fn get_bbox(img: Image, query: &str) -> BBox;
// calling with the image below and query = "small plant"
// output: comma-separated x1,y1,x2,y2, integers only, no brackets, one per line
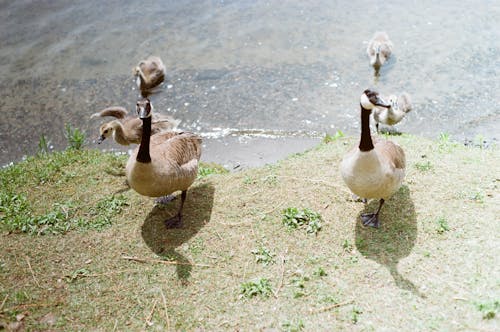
291,274,310,298
282,207,322,235
342,239,354,252
313,267,327,277
85,195,128,230
281,319,305,332
251,245,275,266
0,193,73,235
436,217,450,234
414,160,433,172
197,162,228,178
65,123,86,150
323,130,344,143
240,278,273,299
475,301,499,320
351,307,362,324
37,134,51,155
189,238,205,255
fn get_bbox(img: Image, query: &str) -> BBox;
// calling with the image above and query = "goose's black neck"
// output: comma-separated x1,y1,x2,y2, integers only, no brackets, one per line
136,116,152,163
359,105,374,152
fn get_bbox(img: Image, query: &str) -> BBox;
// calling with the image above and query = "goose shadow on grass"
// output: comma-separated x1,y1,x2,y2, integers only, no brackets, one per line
354,185,424,298
141,182,215,283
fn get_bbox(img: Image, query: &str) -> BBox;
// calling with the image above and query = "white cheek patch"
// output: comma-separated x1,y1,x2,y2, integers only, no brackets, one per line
360,93,373,109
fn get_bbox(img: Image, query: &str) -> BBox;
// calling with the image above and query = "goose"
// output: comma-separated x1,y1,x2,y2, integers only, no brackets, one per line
91,106,180,145
340,89,406,228
373,92,412,133
367,32,393,70
126,98,202,228
133,56,166,96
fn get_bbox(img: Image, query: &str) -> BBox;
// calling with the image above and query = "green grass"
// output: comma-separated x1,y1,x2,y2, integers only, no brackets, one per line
240,278,273,299
251,245,276,266
435,217,450,234
197,162,229,178
323,130,344,144
64,124,86,150
0,134,498,330
282,207,322,235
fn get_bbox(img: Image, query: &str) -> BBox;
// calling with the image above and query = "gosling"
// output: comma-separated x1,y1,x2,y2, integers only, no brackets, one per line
133,56,166,96
367,32,393,71
373,92,412,133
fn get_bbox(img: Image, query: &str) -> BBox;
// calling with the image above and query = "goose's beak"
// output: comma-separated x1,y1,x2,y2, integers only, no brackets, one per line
97,135,105,144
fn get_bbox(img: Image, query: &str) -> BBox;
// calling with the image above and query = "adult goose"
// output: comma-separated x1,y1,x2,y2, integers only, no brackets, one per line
340,89,406,228
133,56,166,96
367,32,393,71
126,98,202,228
373,92,412,133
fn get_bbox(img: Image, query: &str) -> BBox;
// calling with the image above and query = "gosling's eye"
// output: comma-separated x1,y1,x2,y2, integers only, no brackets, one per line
104,129,109,134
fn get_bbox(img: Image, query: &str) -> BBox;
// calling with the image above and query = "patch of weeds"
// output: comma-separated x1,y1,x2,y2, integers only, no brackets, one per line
414,160,433,172
240,278,273,299
473,134,487,149
243,176,257,185
313,267,327,277
438,132,458,153
436,217,450,234
262,174,278,186
84,195,128,230
291,274,310,298
197,162,228,178
351,306,363,324
475,301,499,320
188,238,205,255
282,207,322,235
0,193,73,235
320,294,340,304
281,319,305,332
65,124,86,150
342,239,354,253
65,268,91,283
37,134,51,155
323,130,344,144
251,245,275,266
0,260,5,273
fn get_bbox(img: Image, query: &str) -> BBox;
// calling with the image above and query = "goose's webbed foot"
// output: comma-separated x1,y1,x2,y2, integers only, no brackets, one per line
155,195,176,205
361,213,380,228
164,214,183,229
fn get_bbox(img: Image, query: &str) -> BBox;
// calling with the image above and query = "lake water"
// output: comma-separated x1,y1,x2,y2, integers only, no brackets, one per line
0,0,498,167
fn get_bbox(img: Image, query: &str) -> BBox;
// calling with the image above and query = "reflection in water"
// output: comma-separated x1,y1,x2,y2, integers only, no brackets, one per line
355,185,424,298
140,182,215,282
0,1,498,165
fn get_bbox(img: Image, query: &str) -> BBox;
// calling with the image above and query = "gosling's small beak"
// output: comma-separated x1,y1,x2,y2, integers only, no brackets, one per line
97,135,105,144
374,96,391,108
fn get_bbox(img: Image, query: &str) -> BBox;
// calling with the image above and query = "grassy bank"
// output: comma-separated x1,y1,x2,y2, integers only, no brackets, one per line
0,134,499,331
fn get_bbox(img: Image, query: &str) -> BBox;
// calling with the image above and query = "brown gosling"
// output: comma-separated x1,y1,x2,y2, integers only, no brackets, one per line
133,56,166,96
92,106,179,145
126,98,202,228
367,31,393,71
340,89,406,228
373,92,412,133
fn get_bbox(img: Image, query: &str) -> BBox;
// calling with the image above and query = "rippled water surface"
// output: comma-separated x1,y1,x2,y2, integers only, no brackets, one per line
0,0,499,166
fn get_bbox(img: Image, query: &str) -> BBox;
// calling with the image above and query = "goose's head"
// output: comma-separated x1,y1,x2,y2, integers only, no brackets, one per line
136,98,152,119
97,123,115,144
360,89,391,111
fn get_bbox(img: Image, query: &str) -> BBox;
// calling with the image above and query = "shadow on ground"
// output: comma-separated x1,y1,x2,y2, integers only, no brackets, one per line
141,182,215,283
355,185,424,297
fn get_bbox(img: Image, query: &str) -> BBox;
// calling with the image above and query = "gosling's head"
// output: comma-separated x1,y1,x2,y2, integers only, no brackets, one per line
97,122,115,144
360,89,391,111
136,98,152,119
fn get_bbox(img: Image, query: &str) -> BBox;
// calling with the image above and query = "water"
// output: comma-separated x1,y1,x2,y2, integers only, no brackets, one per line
1,0,499,167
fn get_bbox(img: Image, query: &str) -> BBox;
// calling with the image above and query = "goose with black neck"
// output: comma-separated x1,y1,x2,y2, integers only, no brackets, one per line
126,98,202,228
340,89,406,228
